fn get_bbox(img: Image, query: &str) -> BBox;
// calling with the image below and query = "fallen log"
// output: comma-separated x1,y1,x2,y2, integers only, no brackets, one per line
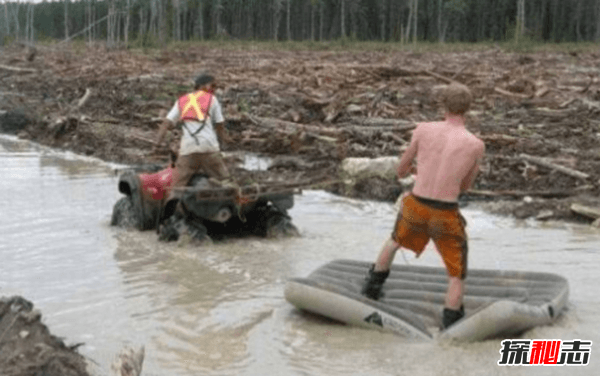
494,87,532,99
345,116,414,127
519,153,589,180
534,87,550,98
245,114,342,137
423,70,460,85
131,134,158,145
372,66,423,78
559,98,577,108
530,107,572,118
126,73,165,81
467,189,576,199
0,64,37,73
570,203,600,219
338,124,417,133
244,114,339,143
341,156,399,180
337,117,416,133
383,131,408,145
479,134,520,144
0,92,27,97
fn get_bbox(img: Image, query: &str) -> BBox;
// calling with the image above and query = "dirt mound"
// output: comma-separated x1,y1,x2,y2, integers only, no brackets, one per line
0,296,90,376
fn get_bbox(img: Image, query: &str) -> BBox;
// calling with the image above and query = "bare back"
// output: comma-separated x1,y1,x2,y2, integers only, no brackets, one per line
399,117,485,202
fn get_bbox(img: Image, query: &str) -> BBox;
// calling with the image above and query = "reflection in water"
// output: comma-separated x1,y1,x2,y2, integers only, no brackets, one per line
1,135,600,376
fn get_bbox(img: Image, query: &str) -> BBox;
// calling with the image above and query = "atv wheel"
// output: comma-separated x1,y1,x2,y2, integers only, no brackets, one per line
186,219,209,241
158,214,183,242
265,211,299,238
158,214,210,243
110,197,139,228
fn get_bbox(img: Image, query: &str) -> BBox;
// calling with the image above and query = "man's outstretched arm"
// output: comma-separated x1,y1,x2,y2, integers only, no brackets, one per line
154,119,174,151
214,122,232,144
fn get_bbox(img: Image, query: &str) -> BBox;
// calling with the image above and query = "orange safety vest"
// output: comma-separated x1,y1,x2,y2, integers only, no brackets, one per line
177,90,213,121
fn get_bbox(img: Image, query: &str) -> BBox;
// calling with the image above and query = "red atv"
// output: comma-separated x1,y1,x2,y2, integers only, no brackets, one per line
111,164,299,241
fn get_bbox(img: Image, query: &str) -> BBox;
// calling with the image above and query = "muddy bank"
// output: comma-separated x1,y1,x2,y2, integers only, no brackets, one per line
0,296,90,376
2,44,600,223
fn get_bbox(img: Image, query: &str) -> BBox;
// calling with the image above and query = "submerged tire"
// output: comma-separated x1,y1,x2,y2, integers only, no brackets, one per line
186,219,209,241
158,214,210,243
158,215,182,242
265,211,299,238
111,197,139,229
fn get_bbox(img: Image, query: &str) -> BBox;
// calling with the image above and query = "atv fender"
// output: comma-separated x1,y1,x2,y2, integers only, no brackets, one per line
118,171,161,230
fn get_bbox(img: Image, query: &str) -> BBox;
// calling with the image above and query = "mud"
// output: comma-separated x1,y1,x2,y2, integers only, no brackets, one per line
0,296,90,376
2,44,600,223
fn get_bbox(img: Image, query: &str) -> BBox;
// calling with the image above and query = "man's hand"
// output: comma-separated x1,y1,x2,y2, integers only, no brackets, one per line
395,191,411,212
215,122,232,144
156,119,173,150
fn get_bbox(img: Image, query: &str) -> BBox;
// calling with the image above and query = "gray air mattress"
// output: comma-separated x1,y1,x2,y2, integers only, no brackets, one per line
284,259,569,342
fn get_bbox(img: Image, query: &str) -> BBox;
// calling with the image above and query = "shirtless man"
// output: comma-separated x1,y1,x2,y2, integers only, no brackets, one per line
361,83,485,329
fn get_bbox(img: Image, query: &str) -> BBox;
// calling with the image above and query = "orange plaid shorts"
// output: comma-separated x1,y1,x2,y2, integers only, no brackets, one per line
392,194,468,279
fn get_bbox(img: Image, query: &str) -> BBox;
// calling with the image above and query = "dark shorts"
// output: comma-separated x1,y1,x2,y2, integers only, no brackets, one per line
391,194,468,279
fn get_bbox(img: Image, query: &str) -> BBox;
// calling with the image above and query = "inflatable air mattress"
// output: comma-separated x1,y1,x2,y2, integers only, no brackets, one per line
284,259,569,342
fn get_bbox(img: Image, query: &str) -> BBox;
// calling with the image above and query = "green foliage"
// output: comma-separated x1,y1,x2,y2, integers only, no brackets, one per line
505,38,539,54
2,35,16,45
2,0,600,46
133,34,163,49
444,0,469,15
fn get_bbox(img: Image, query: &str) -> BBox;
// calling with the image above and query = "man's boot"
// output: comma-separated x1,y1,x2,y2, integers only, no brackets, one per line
360,264,390,300
442,305,464,329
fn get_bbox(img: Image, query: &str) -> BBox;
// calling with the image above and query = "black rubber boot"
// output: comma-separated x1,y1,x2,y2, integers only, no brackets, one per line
360,264,390,300
442,305,465,329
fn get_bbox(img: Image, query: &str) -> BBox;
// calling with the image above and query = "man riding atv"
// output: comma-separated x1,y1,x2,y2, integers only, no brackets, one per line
110,73,298,242
154,72,232,189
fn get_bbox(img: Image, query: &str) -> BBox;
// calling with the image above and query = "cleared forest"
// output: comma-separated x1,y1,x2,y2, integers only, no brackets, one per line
2,42,600,224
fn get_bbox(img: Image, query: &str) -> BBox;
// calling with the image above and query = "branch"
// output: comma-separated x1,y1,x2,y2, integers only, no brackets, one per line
494,87,532,99
0,64,37,73
571,203,600,220
520,153,589,180
423,70,459,85
75,88,92,110
244,114,342,139
58,10,128,45
467,189,576,199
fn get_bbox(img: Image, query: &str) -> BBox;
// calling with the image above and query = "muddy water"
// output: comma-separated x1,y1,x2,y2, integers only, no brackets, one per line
1,135,599,376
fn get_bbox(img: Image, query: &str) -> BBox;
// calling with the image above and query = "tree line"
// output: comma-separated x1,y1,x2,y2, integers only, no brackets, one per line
2,0,600,47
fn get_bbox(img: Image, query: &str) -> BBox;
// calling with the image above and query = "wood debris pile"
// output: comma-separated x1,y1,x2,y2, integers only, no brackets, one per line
2,45,600,219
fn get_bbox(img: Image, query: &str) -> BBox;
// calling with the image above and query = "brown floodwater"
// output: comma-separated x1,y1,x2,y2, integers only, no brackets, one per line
1,135,599,376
